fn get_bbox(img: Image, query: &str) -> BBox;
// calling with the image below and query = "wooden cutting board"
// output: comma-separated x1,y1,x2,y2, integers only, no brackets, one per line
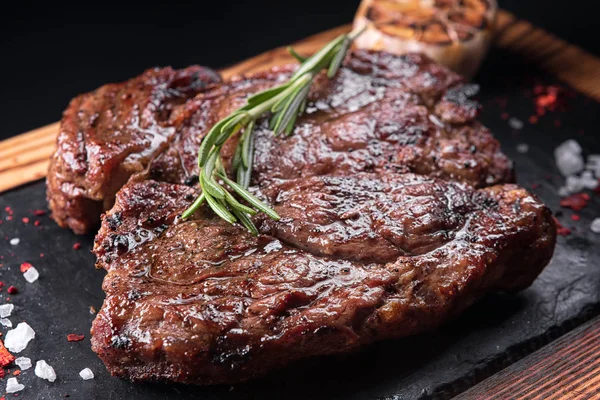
2,9,600,194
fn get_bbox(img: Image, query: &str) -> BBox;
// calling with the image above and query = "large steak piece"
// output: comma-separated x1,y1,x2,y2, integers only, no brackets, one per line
91,174,555,384
150,51,514,188
77,50,555,384
47,66,221,234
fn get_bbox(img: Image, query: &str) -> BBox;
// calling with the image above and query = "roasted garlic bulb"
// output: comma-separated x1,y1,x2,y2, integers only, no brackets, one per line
353,0,497,78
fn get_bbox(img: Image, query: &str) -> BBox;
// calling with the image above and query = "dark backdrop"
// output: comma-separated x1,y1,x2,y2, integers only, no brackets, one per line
0,0,596,139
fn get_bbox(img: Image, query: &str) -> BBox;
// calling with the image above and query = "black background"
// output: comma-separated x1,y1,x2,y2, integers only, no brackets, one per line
0,0,597,139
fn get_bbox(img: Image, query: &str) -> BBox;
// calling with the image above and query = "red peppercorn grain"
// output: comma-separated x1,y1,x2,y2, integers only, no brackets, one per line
67,334,85,342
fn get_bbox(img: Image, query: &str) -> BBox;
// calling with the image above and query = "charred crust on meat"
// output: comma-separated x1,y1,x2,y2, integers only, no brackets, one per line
110,335,131,349
445,84,480,109
106,212,123,231
110,234,129,254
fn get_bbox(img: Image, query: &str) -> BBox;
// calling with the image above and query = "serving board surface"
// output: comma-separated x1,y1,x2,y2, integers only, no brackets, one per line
1,11,600,400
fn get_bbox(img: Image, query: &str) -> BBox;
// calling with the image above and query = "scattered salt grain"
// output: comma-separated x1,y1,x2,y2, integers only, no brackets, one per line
590,155,600,179
9,238,20,246
591,218,600,234
516,143,529,154
0,318,12,328
565,175,585,194
558,186,570,197
35,360,56,382
555,139,584,176
23,266,40,283
508,117,524,130
6,377,24,393
15,357,32,370
556,139,583,155
580,170,599,190
0,303,14,318
5,322,36,353
79,368,94,380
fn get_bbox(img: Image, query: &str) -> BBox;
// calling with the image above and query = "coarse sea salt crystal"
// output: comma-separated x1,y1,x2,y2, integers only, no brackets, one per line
591,218,600,234
508,117,524,130
9,238,20,246
556,139,583,156
0,318,12,328
558,186,571,198
555,140,585,176
0,303,14,318
6,377,25,393
15,356,32,370
79,368,94,380
556,153,584,177
516,143,529,154
35,360,57,382
566,175,585,193
5,322,35,353
23,266,40,283
581,171,599,190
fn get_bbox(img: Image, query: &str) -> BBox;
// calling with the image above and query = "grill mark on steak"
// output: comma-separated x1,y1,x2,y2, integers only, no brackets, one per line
47,65,221,234
91,173,555,384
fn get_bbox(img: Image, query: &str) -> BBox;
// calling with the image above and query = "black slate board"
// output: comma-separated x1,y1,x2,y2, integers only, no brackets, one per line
1,48,599,400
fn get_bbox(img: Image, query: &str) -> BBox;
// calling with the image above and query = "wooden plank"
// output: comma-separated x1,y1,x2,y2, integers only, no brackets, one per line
454,316,600,399
3,9,600,194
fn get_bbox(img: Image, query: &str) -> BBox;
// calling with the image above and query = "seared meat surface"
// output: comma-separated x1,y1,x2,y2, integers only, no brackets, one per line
48,51,513,234
151,51,513,187
91,175,554,384
47,66,221,234
44,49,555,385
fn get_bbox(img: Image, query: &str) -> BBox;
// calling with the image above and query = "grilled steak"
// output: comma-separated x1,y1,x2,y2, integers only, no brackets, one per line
150,51,514,188
48,51,513,234
47,49,554,384
47,66,221,234
91,174,555,384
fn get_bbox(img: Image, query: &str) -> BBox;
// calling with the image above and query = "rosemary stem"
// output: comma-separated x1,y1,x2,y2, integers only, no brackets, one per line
181,27,365,232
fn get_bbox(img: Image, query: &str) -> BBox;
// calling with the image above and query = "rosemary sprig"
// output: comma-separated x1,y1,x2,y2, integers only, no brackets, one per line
181,27,365,232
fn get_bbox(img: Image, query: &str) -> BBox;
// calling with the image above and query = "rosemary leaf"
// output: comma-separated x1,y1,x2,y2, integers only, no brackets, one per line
231,208,259,236
327,37,351,78
232,140,243,172
275,83,310,136
284,106,299,136
223,190,257,215
288,46,307,63
198,117,231,167
291,34,346,80
181,192,205,220
237,165,251,189
203,148,219,177
218,173,280,220
205,194,237,224
241,121,255,169
247,85,289,106
200,171,225,200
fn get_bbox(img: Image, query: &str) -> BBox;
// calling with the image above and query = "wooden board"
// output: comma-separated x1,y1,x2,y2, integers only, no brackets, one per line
3,10,600,193
456,316,600,399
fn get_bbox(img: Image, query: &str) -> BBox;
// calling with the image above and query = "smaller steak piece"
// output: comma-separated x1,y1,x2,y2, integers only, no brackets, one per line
150,51,514,189
47,66,221,234
91,176,555,385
